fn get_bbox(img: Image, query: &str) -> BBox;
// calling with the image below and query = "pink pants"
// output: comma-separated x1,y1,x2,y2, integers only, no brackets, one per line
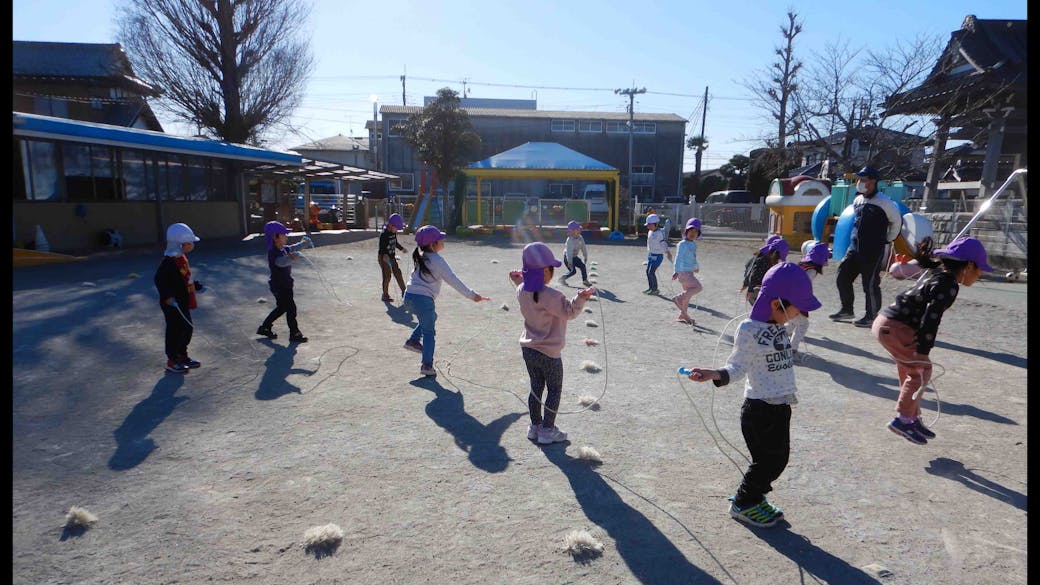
872,315,932,418
671,272,702,316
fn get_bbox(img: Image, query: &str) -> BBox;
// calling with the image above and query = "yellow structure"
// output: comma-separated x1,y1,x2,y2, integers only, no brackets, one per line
765,176,830,250
13,248,86,267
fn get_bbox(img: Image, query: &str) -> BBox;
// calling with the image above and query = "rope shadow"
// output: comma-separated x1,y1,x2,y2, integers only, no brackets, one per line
925,457,1027,511
409,377,522,474
541,447,724,585
109,374,188,470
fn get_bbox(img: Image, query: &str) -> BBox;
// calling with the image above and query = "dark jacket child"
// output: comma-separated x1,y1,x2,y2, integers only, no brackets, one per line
256,221,312,343
741,236,790,304
378,213,409,302
154,223,203,373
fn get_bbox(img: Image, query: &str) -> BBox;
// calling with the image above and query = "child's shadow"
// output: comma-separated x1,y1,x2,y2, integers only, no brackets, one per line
739,522,880,584
109,374,188,470
384,300,416,327
925,457,1027,511
409,377,522,473
255,339,314,400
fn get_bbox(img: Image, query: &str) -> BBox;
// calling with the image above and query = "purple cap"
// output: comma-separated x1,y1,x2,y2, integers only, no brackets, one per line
415,225,446,247
801,242,830,267
749,262,822,321
934,236,993,272
521,242,562,292
567,220,582,231
759,236,790,260
765,234,782,245
264,221,291,249
386,213,404,230
684,217,702,238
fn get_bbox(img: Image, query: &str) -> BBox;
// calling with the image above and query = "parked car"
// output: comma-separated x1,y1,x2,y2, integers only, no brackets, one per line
703,190,760,228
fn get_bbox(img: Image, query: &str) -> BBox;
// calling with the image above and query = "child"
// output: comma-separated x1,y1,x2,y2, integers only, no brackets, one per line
378,213,408,302
559,220,591,287
154,223,203,373
686,262,821,528
873,236,991,445
509,242,595,444
644,213,672,294
670,217,704,324
256,221,311,343
741,235,789,304
402,225,487,377
785,242,830,361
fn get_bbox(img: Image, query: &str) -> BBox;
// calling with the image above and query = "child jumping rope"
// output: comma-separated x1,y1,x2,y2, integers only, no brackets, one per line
741,235,789,304
785,242,830,362
872,236,991,445
154,223,204,373
559,220,591,287
256,221,311,343
402,225,487,377
644,213,672,295
670,217,704,324
510,242,595,444
378,213,409,302
686,262,821,528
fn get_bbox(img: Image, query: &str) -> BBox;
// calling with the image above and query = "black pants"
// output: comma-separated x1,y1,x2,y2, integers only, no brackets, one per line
522,347,563,428
161,303,193,362
734,398,791,507
563,257,588,281
380,255,406,295
836,249,885,318
262,286,300,334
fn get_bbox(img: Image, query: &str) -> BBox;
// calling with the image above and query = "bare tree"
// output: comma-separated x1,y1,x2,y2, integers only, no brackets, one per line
117,0,314,145
740,9,804,149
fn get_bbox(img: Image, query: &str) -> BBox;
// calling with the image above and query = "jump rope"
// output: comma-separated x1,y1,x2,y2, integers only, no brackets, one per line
433,265,610,417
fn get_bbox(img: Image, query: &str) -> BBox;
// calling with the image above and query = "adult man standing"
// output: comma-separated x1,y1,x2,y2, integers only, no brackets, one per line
829,165,902,327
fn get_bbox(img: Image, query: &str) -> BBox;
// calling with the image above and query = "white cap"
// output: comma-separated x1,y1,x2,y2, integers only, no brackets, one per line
644,213,660,226
166,223,200,244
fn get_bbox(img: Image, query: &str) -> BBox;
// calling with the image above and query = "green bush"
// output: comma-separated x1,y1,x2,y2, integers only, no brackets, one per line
455,225,473,237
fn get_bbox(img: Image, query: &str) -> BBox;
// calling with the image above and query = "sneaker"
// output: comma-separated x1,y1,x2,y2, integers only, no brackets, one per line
887,417,928,445
729,500,779,528
582,280,592,287
288,331,308,343
165,360,189,374
403,339,423,353
648,289,660,295
642,288,653,294
853,316,875,328
828,310,855,321
537,425,568,445
729,495,783,518
180,357,201,369
527,423,540,441
256,325,277,339
913,418,936,439
676,315,694,324
381,293,393,302
420,363,437,377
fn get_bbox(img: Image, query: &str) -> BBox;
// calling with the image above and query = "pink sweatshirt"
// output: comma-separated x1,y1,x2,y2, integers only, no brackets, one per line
516,285,588,359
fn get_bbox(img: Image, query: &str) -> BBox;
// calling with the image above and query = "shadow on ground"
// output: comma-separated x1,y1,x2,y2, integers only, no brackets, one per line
741,522,880,584
925,457,1027,511
109,374,187,470
410,377,522,473
255,339,313,400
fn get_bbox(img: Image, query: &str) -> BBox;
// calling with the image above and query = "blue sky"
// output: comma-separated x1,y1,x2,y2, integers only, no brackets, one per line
13,0,1027,171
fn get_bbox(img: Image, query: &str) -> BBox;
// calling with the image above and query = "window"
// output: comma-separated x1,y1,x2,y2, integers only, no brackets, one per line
606,121,628,134
33,96,68,118
389,172,414,192
387,119,406,137
632,186,654,198
578,120,602,133
121,149,149,200
165,154,186,200
20,140,60,200
91,146,119,200
549,184,573,197
185,156,210,200
632,165,655,187
211,160,231,200
91,98,104,110
632,121,656,134
551,119,576,132
62,143,94,200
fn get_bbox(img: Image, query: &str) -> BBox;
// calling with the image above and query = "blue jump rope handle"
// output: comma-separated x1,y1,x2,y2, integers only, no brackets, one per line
677,367,693,376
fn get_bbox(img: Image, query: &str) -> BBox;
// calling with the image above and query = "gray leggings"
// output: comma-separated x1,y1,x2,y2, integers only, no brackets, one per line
522,347,563,428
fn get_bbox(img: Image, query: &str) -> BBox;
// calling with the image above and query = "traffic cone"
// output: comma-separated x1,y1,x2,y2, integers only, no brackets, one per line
35,224,50,252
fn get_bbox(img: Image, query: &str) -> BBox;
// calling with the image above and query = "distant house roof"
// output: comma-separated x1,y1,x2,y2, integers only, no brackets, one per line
291,134,369,152
467,142,616,171
13,41,159,96
792,126,929,148
883,15,1027,116
381,104,685,123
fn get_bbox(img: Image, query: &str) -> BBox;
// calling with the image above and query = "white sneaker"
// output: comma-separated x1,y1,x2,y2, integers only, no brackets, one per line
527,424,540,441
420,363,437,377
537,425,568,445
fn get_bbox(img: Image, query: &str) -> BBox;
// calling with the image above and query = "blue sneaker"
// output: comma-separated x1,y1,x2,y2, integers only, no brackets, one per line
729,499,779,528
180,357,201,369
913,418,936,439
887,418,928,445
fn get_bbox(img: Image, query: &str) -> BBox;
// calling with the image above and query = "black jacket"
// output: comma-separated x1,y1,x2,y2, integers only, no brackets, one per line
154,256,190,308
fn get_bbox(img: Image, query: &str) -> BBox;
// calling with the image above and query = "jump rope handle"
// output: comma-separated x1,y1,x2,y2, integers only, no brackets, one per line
677,367,693,376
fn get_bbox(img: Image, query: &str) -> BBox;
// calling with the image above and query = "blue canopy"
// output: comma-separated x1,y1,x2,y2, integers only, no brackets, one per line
466,142,616,171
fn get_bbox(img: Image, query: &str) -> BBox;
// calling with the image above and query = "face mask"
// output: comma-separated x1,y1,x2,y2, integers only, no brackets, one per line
856,181,869,194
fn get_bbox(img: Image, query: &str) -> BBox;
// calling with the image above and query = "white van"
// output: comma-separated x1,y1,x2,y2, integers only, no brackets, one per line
581,184,609,214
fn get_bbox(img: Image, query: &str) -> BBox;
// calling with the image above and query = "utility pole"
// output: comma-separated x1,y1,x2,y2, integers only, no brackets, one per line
401,73,406,106
615,86,646,214
694,86,708,186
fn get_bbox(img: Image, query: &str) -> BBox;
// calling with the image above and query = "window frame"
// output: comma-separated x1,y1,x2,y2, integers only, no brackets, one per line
578,119,602,133
551,119,576,133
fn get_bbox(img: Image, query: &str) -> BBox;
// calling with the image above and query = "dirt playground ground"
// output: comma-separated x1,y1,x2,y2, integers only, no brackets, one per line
12,230,1028,584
